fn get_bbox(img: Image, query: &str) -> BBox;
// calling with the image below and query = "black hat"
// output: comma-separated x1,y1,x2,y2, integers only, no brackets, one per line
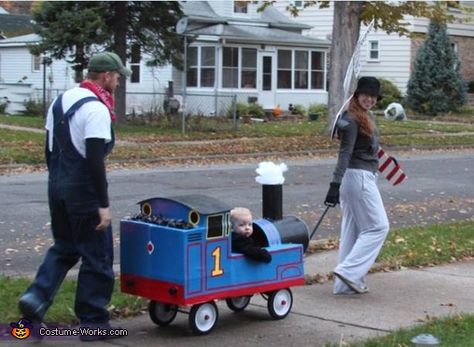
354,76,382,100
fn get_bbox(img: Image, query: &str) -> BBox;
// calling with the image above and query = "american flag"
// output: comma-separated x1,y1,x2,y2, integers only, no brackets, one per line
377,147,407,186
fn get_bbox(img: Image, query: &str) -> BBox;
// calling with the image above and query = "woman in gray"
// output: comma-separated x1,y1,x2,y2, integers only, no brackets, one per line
325,77,389,295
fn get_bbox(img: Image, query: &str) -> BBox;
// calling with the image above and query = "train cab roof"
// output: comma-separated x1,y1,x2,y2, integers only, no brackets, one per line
138,194,231,216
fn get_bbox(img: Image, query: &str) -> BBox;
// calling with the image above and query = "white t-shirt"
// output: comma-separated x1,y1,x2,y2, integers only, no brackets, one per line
45,87,112,158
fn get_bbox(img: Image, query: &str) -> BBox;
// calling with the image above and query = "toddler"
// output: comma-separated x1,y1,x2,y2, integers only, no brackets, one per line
230,207,271,263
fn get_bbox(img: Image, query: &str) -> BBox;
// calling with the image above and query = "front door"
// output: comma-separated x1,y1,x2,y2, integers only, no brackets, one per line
259,53,275,109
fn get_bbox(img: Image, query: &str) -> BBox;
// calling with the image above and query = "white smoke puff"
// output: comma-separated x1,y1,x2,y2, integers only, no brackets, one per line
255,161,288,185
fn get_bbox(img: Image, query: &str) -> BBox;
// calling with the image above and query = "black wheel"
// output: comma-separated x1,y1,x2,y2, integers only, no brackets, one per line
148,300,178,326
267,288,293,320
189,301,218,335
225,295,252,312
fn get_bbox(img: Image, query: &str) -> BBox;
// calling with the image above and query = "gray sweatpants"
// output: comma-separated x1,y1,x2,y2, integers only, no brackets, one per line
333,169,390,294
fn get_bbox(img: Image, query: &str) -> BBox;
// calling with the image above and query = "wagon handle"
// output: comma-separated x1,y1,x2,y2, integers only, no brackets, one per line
309,205,331,240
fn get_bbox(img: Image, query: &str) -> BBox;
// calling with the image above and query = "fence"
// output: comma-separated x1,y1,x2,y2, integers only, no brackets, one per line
29,88,238,118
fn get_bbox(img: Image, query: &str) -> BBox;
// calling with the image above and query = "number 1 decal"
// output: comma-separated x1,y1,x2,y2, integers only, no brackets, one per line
211,247,224,276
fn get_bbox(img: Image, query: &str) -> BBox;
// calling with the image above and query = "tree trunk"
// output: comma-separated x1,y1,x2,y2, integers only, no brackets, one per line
327,1,363,131
111,1,128,125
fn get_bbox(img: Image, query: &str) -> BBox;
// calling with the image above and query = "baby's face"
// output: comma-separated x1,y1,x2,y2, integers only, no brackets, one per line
233,214,253,237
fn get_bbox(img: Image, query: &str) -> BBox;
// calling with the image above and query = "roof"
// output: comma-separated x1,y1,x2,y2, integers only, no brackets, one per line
168,195,231,214
138,195,231,215
0,13,35,37
189,24,330,47
182,1,311,31
0,33,39,47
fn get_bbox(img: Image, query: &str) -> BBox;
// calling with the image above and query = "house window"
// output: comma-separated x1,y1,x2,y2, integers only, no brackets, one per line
223,47,239,88
368,40,379,60
222,47,257,89
130,44,141,83
187,46,216,88
187,47,198,87
32,54,41,72
278,49,326,90
241,48,256,89
277,50,292,89
234,1,248,13
451,42,459,69
447,1,460,11
201,47,215,87
294,50,308,89
311,51,325,89
293,1,304,9
262,56,272,91
451,42,458,54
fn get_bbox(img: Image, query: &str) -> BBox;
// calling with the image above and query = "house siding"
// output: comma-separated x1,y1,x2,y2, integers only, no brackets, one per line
0,46,76,96
208,1,260,19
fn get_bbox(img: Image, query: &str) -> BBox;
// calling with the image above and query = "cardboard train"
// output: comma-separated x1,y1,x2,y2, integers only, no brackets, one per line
120,191,309,335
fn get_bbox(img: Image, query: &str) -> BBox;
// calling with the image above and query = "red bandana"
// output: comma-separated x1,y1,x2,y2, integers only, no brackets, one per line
79,80,116,122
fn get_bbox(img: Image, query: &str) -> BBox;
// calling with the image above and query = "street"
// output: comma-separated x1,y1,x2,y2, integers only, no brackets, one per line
0,150,472,276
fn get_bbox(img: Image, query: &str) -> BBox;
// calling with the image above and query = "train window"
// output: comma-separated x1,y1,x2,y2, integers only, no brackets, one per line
207,214,224,238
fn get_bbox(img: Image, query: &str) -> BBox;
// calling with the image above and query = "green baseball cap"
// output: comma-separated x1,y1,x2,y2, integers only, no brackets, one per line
88,52,132,77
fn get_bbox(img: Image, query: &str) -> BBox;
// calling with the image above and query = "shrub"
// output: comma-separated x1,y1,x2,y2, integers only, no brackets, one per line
377,79,403,110
247,102,265,118
21,99,44,117
292,104,306,116
0,97,10,114
406,20,466,115
227,102,248,119
308,103,328,116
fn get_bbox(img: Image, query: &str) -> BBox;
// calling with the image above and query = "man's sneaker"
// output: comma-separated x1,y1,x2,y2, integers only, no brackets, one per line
18,293,46,323
333,272,369,294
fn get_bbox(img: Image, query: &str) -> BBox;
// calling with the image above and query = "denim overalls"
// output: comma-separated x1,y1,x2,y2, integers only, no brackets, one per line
23,94,115,324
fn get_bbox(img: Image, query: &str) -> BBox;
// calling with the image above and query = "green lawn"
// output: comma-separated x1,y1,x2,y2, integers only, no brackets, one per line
328,314,474,347
0,115,45,129
1,114,474,166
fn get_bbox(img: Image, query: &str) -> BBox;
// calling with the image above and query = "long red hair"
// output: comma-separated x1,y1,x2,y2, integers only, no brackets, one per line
347,96,374,137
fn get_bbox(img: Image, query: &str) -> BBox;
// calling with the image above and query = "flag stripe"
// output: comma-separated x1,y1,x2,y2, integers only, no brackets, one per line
394,173,407,186
386,165,400,180
379,157,392,172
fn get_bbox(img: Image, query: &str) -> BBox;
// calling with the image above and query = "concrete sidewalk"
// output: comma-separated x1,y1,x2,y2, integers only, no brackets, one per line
18,250,474,347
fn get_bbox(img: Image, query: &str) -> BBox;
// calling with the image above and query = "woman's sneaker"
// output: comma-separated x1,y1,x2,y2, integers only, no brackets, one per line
333,272,369,294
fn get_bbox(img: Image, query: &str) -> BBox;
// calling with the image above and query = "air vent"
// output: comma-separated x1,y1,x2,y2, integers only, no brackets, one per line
188,233,202,242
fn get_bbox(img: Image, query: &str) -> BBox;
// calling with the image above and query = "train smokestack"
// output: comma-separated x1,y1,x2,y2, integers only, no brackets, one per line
255,162,288,221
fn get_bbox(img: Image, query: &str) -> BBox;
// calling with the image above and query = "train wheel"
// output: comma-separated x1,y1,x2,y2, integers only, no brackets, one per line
148,301,178,326
267,288,293,320
189,301,218,335
225,295,252,312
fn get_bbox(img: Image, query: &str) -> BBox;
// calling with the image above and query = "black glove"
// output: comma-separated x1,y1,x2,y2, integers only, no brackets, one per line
324,182,340,206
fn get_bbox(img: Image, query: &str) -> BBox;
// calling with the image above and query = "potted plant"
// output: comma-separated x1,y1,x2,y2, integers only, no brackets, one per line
308,103,328,121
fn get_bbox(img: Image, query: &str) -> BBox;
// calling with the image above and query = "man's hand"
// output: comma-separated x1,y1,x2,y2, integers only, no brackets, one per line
96,207,112,231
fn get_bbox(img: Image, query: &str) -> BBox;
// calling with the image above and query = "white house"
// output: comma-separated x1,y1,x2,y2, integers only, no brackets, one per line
1,1,473,115
0,1,330,115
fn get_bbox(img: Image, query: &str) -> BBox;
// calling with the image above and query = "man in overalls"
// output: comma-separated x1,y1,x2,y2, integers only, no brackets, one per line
18,52,131,341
